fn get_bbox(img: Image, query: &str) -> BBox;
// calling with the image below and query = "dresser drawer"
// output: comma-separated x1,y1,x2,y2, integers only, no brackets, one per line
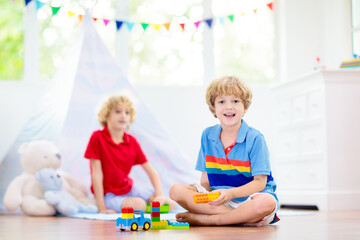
299,123,324,155
277,100,291,125
291,94,307,123
276,128,299,158
307,89,324,120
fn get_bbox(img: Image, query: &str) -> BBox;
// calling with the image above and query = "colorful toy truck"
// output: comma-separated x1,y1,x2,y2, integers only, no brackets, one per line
116,207,152,231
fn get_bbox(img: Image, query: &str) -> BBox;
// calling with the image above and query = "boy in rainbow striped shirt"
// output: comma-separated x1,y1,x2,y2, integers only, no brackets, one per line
169,76,279,226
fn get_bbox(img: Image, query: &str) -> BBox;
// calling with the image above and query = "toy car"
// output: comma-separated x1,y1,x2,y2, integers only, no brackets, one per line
116,209,152,231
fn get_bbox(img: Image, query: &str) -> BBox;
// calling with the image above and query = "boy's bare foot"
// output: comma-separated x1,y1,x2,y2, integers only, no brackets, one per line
176,212,215,226
243,218,266,227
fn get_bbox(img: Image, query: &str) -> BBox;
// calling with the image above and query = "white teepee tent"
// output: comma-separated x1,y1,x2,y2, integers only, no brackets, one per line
0,14,197,210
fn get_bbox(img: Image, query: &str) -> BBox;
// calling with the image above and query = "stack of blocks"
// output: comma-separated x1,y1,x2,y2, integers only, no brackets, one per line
150,201,189,230
193,192,221,204
122,207,134,219
151,201,161,222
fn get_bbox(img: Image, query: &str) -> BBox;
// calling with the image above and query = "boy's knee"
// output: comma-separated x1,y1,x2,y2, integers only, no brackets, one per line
253,194,276,216
169,183,185,201
121,197,146,211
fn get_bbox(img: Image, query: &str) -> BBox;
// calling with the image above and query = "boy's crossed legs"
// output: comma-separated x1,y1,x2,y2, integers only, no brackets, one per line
169,183,277,226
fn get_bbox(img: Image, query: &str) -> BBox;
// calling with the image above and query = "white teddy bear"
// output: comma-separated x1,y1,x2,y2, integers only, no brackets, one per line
3,140,96,216
35,168,98,215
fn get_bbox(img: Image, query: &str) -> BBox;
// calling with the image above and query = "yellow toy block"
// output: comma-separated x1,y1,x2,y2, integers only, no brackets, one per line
193,192,220,204
121,213,134,219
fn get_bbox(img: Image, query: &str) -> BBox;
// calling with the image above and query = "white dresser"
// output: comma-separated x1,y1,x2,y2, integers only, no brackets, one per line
271,69,360,210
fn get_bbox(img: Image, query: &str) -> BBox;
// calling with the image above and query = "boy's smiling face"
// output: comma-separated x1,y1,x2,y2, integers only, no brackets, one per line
106,104,131,131
214,95,247,129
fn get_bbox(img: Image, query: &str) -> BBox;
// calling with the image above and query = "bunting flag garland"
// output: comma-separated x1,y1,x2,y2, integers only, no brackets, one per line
126,21,135,31
68,10,75,17
116,21,123,31
218,17,225,25
204,19,212,28
51,6,61,16
20,0,274,34
35,0,45,10
153,24,161,31
103,19,110,26
141,23,149,31
78,14,83,23
194,21,201,29
163,22,171,31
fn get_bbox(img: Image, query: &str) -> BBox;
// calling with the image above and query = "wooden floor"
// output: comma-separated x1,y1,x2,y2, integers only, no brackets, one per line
1,210,360,240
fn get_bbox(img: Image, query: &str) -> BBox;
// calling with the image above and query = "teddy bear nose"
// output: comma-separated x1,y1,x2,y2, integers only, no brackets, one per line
56,153,61,159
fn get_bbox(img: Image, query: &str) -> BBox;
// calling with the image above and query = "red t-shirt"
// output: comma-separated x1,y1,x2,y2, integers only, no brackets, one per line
84,126,148,195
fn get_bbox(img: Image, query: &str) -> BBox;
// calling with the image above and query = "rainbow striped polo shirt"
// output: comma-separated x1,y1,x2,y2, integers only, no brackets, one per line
195,120,278,203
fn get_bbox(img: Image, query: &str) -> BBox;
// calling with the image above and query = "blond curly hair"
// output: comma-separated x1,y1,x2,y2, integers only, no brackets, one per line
97,95,136,127
206,76,252,117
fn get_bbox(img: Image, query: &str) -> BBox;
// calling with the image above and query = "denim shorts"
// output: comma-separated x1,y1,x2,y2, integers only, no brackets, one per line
104,185,153,213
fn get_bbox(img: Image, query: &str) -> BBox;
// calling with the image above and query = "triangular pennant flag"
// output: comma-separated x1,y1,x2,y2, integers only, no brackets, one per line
152,24,161,31
228,14,234,22
68,11,75,17
179,23,185,31
194,21,201,29
240,12,246,17
103,19,110,26
35,0,45,10
218,17,225,25
163,22,171,31
78,14,84,24
116,21,124,31
205,19,213,28
51,6,61,16
25,0,32,5
92,17,98,22
141,23,149,31
126,21,135,31
253,9,258,14
267,2,273,11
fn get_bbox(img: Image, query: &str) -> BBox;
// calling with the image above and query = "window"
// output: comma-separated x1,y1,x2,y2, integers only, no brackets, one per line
0,0,24,80
352,0,360,56
128,0,203,85
212,0,274,83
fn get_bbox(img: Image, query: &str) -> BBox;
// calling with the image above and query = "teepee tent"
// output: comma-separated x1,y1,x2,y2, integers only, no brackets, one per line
0,14,197,210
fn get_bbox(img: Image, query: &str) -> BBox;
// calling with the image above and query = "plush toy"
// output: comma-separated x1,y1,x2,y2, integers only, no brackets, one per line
3,140,96,216
35,168,98,215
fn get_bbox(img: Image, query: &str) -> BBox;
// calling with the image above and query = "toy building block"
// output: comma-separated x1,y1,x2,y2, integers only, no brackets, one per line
121,207,134,219
193,192,221,204
146,203,170,213
151,220,189,230
149,201,189,230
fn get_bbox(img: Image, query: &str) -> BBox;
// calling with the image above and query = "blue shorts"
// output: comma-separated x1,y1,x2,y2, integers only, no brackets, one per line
104,185,153,212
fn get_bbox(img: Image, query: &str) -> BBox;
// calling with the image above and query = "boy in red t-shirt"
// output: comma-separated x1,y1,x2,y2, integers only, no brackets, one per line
84,94,175,213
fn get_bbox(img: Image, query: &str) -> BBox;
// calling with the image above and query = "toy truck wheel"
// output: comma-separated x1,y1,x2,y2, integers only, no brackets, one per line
131,222,138,231
143,221,151,231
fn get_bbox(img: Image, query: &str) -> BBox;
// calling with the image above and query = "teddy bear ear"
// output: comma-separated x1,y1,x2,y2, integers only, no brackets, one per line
18,142,29,155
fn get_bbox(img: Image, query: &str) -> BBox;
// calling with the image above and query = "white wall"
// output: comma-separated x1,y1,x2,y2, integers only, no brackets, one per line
0,81,50,162
275,0,352,81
